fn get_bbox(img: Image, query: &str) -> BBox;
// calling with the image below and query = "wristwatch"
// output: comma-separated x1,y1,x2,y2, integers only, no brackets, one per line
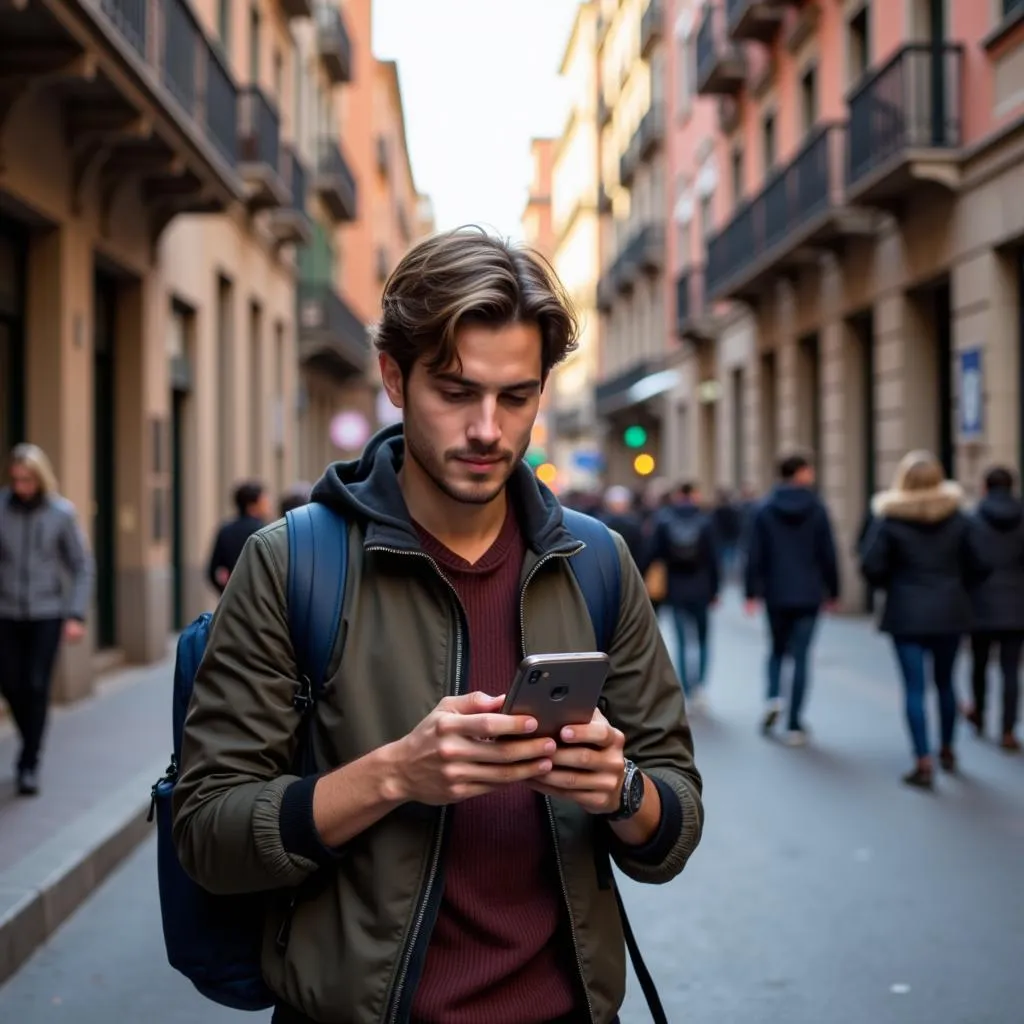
606,759,645,821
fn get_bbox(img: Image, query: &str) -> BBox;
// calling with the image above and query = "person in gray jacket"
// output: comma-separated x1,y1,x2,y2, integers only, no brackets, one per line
0,444,93,795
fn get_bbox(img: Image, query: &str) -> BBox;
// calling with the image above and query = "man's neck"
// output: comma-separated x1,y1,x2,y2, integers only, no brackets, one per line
399,459,509,564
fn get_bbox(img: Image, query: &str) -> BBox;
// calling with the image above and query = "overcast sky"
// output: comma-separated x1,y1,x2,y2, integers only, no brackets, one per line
372,0,580,240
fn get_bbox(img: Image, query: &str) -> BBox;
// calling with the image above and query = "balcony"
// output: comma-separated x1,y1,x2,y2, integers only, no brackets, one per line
726,0,783,43
846,43,964,209
279,0,312,21
697,4,746,95
706,122,875,302
298,285,369,380
596,358,680,418
619,135,641,186
313,136,357,222
238,85,287,210
676,266,719,342
269,145,311,246
641,0,664,57
634,223,666,273
316,3,352,84
0,0,242,238
637,103,665,159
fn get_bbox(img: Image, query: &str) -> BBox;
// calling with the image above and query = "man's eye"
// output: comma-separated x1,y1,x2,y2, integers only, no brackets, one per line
503,395,529,406
442,390,472,402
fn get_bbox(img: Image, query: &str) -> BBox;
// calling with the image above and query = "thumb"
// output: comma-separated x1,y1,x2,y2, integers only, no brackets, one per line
440,691,505,714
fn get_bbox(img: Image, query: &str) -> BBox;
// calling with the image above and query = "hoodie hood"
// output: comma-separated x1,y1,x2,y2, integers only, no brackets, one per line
766,484,819,524
309,424,575,554
871,480,963,524
979,491,1024,531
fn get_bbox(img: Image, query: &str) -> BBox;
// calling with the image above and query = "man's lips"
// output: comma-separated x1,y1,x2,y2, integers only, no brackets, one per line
454,455,506,468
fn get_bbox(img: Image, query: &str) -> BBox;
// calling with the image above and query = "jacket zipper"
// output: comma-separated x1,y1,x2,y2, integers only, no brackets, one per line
365,545,465,1024
519,544,596,1024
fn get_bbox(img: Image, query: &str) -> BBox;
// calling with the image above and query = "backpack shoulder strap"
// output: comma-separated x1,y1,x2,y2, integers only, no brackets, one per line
561,506,669,1024
561,507,621,653
285,502,348,697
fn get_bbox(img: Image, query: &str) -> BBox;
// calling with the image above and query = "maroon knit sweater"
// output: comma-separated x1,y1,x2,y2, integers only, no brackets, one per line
411,505,579,1024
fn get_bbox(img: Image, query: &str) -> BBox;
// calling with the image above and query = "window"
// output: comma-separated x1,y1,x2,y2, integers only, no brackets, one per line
676,36,691,112
217,0,231,52
273,49,283,105
731,147,744,204
699,192,714,243
762,113,776,174
848,5,870,84
248,4,260,83
801,66,817,136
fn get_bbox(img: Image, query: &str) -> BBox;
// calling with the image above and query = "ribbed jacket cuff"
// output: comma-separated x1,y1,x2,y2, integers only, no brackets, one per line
278,775,346,867
608,775,682,866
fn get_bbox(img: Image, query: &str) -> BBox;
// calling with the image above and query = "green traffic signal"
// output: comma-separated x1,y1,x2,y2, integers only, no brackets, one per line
623,425,647,449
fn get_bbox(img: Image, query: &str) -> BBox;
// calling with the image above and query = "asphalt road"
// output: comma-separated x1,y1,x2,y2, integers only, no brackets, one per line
2,595,1022,1023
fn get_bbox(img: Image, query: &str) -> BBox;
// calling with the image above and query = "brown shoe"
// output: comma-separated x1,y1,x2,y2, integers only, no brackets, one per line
1000,734,1021,753
938,748,957,773
963,707,983,736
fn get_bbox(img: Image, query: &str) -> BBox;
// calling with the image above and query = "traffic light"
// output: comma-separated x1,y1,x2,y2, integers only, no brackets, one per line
525,447,547,469
623,425,648,449
633,453,655,477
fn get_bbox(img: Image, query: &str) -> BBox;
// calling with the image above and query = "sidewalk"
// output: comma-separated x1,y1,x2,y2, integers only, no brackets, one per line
0,651,175,983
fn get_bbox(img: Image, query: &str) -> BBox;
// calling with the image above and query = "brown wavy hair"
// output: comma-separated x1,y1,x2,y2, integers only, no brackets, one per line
371,226,579,381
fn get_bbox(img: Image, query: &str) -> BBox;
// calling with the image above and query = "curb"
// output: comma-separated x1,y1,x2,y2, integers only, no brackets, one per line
0,760,166,985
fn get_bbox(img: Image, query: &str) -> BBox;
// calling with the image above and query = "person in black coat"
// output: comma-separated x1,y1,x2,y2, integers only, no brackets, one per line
598,485,645,571
744,455,839,744
965,466,1024,751
860,451,989,788
206,480,270,594
647,483,719,706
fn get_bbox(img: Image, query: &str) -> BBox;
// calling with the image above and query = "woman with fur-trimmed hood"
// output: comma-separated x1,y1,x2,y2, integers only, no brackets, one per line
860,451,988,789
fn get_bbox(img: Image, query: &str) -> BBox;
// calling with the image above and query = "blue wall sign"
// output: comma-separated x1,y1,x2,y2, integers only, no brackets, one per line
959,348,983,441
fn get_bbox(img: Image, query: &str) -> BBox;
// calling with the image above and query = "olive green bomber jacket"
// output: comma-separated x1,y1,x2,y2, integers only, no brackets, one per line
172,427,704,1024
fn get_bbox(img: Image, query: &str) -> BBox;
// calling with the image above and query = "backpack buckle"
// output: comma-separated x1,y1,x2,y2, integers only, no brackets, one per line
292,675,314,714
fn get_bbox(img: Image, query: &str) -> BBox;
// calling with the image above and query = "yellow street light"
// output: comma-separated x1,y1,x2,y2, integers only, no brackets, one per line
633,453,656,477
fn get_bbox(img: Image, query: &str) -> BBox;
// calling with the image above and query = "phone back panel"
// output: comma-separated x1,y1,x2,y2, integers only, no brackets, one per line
504,654,610,739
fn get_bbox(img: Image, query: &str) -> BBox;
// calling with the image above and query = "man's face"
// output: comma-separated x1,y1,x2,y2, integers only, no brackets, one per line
793,466,816,488
381,321,543,507
9,463,39,501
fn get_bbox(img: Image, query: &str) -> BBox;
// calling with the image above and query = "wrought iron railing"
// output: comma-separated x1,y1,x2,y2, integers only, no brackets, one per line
100,0,146,56
239,86,281,172
205,45,237,166
847,44,963,189
707,122,846,296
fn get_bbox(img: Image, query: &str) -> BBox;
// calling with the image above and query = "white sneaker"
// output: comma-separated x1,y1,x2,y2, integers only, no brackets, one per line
690,689,709,712
784,729,809,748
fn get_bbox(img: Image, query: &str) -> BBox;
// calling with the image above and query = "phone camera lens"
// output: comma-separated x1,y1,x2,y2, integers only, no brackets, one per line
528,670,541,685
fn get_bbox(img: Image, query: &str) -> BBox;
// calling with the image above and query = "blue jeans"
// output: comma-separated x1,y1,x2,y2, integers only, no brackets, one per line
766,610,819,730
892,635,961,759
672,603,709,695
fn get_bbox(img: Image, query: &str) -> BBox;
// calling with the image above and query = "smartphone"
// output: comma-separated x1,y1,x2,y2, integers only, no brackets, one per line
501,652,611,739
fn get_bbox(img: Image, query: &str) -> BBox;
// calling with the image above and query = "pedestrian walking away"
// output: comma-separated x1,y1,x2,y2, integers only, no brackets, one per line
0,443,94,796
205,479,271,594
860,451,989,789
599,484,645,571
744,454,839,746
965,465,1024,752
172,227,704,1024
647,482,720,707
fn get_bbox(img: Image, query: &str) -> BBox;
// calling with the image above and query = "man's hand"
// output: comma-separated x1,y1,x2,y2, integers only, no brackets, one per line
527,708,626,815
64,619,85,643
387,691,555,806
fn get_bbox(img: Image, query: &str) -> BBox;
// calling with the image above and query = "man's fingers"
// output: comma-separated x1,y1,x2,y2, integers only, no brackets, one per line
438,711,538,739
454,758,553,787
439,691,505,715
437,735,556,765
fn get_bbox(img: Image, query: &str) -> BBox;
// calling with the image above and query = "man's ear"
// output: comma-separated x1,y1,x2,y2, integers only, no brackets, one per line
379,353,405,409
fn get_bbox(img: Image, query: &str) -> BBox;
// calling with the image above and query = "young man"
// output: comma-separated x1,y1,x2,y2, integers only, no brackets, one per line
966,466,1024,751
173,228,704,1024
205,480,270,593
744,454,839,745
647,483,720,707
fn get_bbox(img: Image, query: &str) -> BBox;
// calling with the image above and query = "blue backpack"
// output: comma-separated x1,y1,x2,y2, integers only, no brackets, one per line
151,504,664,1021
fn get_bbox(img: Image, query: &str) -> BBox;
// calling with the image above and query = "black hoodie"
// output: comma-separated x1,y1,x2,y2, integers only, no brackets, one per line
744,484,839,610
969,491,1024,632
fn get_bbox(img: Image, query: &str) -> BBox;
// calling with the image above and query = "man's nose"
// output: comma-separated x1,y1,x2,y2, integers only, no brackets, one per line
467,397,501,445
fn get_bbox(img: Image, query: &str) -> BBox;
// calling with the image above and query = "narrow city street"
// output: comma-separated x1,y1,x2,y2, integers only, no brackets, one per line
1,595,1021,1024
